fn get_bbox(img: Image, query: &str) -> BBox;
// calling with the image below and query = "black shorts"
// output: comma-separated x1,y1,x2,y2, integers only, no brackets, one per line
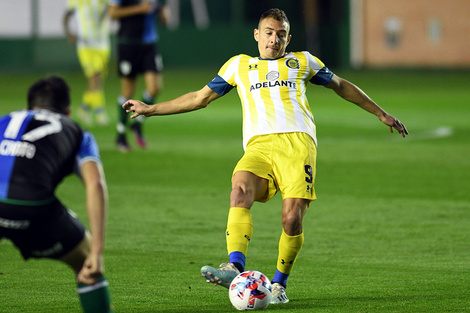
117,42,163,78
0,199,86,260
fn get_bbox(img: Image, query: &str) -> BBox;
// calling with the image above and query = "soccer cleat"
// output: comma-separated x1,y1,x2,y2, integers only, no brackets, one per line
116,134,130,152
270,283,289,304
130,123,147,149
95,112,109,126
200,263,240,289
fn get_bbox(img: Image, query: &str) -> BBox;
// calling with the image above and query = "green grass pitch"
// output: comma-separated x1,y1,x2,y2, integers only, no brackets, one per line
0,68,469,312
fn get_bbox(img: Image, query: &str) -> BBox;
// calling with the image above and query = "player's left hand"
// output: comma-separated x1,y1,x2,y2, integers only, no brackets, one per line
380,114,408,138
77,253,104,285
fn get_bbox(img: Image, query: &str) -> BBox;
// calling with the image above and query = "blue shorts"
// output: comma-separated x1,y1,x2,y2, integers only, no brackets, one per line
0,199,86,260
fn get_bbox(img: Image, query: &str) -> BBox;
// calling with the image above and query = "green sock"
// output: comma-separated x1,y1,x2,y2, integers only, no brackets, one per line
141,91,155,105
117,96,128,127
77,277,114,313
129,92,156,125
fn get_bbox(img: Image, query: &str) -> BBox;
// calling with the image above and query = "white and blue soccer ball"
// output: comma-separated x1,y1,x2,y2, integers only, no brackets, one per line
229,270,272,311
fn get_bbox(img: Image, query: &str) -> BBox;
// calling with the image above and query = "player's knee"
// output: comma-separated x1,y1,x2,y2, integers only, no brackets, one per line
151,84,162,97
281,206,305,235
283,213,301,227
60,232,91,274
230,185,254,208
145,79,162,97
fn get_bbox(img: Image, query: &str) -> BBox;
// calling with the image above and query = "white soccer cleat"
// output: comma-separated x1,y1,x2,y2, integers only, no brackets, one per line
78,107,92,126
270,282,289,304
95,112,109,126
200,263,240,288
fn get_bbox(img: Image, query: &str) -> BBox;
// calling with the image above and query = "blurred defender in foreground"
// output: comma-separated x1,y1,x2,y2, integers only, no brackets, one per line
0,76,114,312
123,8,408,304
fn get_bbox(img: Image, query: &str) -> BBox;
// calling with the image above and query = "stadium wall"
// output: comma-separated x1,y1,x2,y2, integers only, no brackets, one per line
350,0,470,68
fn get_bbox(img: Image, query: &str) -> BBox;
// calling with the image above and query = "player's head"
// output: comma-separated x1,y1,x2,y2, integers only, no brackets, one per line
27,76,71,115
254,8,291,60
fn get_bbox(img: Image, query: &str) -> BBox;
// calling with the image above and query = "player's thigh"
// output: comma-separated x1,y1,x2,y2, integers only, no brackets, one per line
232,135,277,202
78,47,108,78
77,47,94,77
273,132,317,201
231,171,268,205
96,48,110,75
141,44,162,73
60,231,91,273
0,201,86,261
117,43,141,78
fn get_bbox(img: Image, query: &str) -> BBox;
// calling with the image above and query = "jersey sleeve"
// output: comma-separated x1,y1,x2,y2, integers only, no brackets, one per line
207,55,243,96
305,53,334,86
207,75,234,96
75,131,101,175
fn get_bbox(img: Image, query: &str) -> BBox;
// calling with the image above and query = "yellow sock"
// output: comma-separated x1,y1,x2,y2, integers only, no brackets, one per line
226,207,253,255
83,90,105,110
276,229,304,275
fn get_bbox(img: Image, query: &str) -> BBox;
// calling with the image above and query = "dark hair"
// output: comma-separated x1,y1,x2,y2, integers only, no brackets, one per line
27,76,70,114
259,8,290,28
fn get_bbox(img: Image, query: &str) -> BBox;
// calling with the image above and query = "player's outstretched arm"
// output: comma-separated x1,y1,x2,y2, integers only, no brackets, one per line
77,160,108,284
325,74,408,137
123,85,221,119
62,10,76,44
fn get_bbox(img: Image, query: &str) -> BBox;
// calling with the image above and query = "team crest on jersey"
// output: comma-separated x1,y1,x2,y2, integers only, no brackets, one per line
285,58,300,69
266,71,280,81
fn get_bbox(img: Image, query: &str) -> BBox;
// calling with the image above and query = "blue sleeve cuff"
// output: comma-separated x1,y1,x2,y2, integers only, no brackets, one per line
310,67,334,86
207,75,234,96
78,131,100,161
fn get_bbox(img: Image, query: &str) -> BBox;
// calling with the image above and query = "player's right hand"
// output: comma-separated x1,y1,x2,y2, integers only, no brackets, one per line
123,99,148,118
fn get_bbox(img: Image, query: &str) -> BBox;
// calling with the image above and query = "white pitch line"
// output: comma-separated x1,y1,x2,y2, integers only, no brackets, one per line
408,126,453,141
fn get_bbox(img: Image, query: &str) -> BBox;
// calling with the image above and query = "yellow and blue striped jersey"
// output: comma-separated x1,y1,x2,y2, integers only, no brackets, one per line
67,0,110,49
207,52,333,149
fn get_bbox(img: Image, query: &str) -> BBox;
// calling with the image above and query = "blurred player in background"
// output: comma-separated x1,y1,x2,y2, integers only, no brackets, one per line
0,76,114,313
122,8,408,304
108,0,169,152
63,0,111,126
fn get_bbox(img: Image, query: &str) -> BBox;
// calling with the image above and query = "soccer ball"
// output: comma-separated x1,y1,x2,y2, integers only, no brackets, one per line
229,271,272,311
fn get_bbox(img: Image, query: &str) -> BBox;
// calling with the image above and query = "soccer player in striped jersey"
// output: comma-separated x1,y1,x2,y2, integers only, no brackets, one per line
63,0,111,126
123,8,408,304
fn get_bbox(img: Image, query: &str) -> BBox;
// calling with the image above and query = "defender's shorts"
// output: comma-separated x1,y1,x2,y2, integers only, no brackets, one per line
118,43,163,78
233,132,317,202
0,199,86,260
77,46,110,78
